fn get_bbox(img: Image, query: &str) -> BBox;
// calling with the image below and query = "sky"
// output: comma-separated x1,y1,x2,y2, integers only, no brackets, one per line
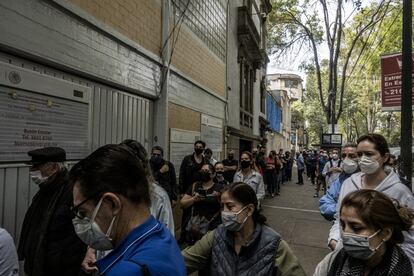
267,0,373,83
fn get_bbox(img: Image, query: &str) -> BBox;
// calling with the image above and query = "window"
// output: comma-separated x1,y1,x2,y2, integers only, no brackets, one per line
239,58,254,129
173,0,226,61
284,79,299,88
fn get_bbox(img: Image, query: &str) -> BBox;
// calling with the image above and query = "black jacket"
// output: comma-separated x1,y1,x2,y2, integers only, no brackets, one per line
151,160,178,201
18,169,87,276
179,154,204,194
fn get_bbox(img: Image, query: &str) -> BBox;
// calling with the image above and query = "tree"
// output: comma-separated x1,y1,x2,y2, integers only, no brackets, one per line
338,1,403,144
267,0,397,130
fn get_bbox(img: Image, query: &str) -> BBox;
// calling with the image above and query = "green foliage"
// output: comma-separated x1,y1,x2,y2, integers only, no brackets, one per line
268,0,397,129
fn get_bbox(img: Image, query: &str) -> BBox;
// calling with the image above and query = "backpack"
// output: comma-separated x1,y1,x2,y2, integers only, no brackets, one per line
329,160,341,168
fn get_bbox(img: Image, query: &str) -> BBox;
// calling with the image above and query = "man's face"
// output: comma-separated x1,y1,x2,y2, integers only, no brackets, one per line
72,182,115,235
228,150,234,159
260,148,266,153
342,147,357,161
30,162,58,178
204,152,212,160
151,149,162,158
194,143,204,155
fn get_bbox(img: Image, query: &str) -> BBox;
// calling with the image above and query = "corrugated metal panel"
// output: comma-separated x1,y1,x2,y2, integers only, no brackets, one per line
0,53,153,241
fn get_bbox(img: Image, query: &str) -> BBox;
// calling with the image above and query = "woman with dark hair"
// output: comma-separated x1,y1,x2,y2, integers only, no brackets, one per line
264,151,277,198
180,163,222,245
213,162,229,187
182,182,306,275
328,134,414,268
233,151,265,208
315,189,414,275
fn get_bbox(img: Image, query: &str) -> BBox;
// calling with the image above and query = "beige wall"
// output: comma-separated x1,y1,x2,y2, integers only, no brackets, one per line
68,0,162,55
171,27,226,97
168,103,201,132
68,0,225,98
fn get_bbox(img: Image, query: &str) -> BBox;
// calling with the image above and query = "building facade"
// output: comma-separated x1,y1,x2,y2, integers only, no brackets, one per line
226,0,272,157
266,73,304,152
0,0,227,240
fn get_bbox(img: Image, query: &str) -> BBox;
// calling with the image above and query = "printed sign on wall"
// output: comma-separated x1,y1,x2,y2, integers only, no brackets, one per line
0,87,90,162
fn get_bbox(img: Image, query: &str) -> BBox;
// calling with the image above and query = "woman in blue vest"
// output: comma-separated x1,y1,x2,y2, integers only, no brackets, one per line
182,182,306,276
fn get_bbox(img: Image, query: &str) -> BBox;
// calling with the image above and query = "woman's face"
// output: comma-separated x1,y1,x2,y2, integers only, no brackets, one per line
215,163,224,173
240,154,251,162
221,191,252,224
340,206,388,250
357,140,388,169
200,164,214,177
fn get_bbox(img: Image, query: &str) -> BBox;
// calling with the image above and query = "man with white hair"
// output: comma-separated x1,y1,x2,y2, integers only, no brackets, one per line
18,147,86,276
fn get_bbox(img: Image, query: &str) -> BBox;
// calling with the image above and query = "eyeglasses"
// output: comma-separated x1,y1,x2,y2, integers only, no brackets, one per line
71,192,102,219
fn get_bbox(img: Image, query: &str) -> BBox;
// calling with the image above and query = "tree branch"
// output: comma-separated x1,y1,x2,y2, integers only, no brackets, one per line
336,0,391,121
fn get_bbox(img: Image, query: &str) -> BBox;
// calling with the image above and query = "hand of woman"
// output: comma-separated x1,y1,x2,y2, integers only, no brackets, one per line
193,193,202,202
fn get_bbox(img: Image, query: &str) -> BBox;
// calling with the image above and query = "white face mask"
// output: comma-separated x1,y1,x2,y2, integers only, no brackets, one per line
29,170,49,185
332,154,339,160
342,158,358,174
72,197,116,251
358,155,380,175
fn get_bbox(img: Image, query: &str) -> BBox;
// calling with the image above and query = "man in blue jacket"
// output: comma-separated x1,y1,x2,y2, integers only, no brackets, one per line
70,144,186,276
319,143,358,221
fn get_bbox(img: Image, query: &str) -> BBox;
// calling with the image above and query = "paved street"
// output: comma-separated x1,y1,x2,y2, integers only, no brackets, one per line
262,168,332,275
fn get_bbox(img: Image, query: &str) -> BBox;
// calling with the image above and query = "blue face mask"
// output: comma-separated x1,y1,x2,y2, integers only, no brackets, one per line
342,229,384,260
221,206,250,232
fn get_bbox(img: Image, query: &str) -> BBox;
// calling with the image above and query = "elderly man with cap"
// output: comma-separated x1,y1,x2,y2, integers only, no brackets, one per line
18,147,87,276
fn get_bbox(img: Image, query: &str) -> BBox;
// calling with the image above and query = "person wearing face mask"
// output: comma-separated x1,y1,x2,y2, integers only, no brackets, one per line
180,163,222,245
322,149,343,187
182,182,306,275
213,162,229,187
222,150,239,183
80,140,175,274
70,144,186,276
18,147,87,276
327,134,414,270
178,140,206,243
233,152,265,208
150,145,178,205
315,150,328,197
315,189,414,275
319,143,359,219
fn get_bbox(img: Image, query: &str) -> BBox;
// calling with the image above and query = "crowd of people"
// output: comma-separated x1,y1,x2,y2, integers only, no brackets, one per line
1,133,414,275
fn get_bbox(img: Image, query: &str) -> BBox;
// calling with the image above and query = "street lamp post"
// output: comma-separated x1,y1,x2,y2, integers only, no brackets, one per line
401,0,412,188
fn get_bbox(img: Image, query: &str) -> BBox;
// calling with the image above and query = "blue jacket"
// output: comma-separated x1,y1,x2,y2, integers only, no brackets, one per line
96,216,186,276
297,155,305,170
319,173,351,221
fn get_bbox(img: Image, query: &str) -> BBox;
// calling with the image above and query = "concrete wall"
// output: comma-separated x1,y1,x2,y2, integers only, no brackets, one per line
0,0,161,98
226,0,243,130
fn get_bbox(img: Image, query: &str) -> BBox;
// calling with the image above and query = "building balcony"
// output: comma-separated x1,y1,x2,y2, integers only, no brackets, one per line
238,6,263,67
240,109,253,129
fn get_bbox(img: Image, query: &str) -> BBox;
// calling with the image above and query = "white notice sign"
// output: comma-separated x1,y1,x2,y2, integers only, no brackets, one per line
0,87,90,162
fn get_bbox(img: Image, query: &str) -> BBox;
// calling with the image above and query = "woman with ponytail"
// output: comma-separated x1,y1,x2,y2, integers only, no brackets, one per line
315,189,414,275
328,134,414,270
182,182,306,276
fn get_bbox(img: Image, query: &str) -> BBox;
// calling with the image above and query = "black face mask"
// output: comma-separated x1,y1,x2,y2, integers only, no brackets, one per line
241,160,251,169
228,155,234,160
195,148,204,155
200,171,211,182
150,155,163,166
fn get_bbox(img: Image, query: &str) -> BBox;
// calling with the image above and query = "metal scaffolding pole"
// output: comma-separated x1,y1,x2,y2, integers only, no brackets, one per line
400,0,412,189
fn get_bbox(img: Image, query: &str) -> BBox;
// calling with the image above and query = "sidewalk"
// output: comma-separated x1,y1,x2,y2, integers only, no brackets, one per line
261,167,332,275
